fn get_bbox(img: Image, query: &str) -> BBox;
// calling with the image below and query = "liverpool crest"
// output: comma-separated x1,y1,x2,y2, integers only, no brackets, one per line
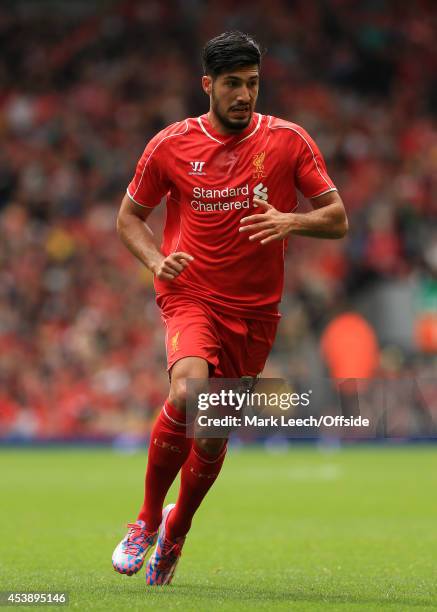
252,151,266,178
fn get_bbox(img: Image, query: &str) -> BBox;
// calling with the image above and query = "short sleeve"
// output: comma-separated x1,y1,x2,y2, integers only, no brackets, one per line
294,128,336,198
127,134,170,208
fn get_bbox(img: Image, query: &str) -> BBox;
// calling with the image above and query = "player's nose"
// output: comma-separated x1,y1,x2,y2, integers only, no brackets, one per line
236,85,252,102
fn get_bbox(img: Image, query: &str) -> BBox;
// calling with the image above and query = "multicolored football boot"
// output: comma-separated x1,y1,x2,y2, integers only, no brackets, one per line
112,519,158,576
145,504,185,586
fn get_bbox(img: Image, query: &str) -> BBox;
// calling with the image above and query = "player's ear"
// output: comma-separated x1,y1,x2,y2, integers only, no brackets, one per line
202,75,212,96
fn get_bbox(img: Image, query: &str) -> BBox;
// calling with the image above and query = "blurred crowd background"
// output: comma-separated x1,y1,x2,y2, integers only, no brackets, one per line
0,0,436,440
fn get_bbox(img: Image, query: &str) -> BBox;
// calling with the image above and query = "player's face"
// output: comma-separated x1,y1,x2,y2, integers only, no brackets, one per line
203,66,259,133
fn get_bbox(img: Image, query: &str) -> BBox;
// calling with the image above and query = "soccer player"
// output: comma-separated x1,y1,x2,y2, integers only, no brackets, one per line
112,31,348,585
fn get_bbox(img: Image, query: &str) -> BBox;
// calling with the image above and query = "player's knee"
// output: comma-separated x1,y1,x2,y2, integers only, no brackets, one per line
195,437,227,457
169,375,207,412
168,379,201,411
168,379,188,411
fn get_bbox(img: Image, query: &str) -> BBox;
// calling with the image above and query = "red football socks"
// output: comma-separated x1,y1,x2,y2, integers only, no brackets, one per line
137,400,191,531
166,441,227,540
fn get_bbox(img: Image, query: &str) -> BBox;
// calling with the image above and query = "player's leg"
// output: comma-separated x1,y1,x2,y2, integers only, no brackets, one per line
145,442,228,586
113,293,223,577
146,315,279,584
113,294,220,577
162,317,279,543
112,357,208,576
145,313,255,585
138,357,208,530
146,443,228,586
158,312,252,548
165,436,227,542
145,359,228,585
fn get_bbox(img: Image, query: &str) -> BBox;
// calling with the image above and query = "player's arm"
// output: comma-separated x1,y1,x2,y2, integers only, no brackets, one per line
284,189,348,239
239,190,348,244
306,189,348,239
271,189,348,239
116,193,193,280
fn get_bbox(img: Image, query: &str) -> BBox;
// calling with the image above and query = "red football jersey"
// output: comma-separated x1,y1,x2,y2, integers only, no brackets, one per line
127,113,336,320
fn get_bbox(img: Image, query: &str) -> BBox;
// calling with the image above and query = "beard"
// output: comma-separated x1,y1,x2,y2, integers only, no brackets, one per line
211,90,252,132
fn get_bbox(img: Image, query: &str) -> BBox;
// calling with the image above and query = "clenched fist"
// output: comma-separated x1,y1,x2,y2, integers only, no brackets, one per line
152,252,194,281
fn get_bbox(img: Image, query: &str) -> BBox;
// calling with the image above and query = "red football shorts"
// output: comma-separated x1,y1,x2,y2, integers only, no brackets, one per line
158,295,278,378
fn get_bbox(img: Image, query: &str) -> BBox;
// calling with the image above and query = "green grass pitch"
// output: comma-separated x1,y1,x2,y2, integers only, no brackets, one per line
1,446,436,611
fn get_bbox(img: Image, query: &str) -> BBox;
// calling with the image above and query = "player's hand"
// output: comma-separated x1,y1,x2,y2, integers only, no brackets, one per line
239,198,292,245
152,252,194,280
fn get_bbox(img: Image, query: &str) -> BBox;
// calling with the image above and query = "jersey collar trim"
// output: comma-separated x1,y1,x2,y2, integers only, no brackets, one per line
197,116,224,144
197,113,262,145
235,112,262,144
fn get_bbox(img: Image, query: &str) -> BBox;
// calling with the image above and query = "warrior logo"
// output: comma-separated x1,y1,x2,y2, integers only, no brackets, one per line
189,161,206,175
